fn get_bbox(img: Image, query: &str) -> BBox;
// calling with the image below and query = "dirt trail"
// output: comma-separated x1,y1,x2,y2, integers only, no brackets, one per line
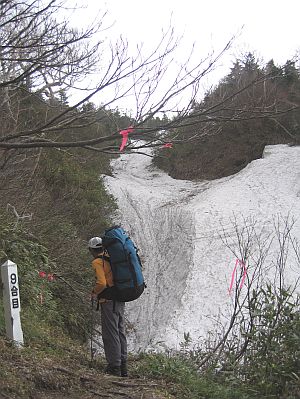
0,336,173,399
34,375,170,399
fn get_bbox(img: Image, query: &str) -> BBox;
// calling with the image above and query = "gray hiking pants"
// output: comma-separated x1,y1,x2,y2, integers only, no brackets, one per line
100,301,127,367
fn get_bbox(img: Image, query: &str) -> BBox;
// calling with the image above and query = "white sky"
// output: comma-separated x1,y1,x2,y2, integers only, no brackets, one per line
113,0,299,90
67,0,300,109
94,0,300,65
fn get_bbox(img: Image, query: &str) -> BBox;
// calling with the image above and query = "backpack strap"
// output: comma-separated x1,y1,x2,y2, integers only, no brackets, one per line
97,254,110,263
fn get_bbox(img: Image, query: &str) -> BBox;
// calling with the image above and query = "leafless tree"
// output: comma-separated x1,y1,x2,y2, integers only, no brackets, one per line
0,1,297,155
196,214,300,371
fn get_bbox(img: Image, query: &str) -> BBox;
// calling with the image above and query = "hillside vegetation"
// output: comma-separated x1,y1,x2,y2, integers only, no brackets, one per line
154,54,300,180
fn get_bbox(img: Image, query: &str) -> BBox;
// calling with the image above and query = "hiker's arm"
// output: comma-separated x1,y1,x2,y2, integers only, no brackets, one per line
91,259,107,295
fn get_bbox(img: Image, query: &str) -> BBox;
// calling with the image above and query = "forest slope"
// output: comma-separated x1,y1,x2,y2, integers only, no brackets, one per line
154,55,300,180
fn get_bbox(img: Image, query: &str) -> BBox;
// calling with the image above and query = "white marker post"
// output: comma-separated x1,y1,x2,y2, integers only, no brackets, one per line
1,260,24,347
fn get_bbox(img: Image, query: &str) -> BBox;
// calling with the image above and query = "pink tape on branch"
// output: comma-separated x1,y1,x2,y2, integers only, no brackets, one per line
228,259,239,295
228,259,248,295
38,271,56,281
239,261,248,290
119,126,134,151
162,143,173,148
47,273,55,282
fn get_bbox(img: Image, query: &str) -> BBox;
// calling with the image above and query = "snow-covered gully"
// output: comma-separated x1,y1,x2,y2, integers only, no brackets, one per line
104,144,300,352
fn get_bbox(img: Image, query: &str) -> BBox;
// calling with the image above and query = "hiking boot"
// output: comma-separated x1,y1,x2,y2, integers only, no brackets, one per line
121,362,128,377
104,365,121,377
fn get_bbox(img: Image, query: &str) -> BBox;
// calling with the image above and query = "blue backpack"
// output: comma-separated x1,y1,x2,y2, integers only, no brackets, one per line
100,226,145,302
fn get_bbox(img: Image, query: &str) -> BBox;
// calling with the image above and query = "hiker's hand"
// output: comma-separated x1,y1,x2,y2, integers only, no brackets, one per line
90,292,97,302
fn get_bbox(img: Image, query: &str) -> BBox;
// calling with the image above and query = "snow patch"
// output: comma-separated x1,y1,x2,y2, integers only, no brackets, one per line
104,144,300,351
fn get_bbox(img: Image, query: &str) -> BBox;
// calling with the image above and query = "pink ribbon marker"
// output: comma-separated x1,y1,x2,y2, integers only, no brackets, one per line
228,259,248,295
38,271,56,281
162,143,173,148
119,126,134,151
240,261,247,290
47,273,55,282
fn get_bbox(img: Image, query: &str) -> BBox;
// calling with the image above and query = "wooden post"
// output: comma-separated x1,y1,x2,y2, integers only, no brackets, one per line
1,260,24,347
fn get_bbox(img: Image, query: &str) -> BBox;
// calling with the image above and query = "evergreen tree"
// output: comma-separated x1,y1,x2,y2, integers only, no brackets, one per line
241,52,260,73
265,59,283,80
283,60,299,85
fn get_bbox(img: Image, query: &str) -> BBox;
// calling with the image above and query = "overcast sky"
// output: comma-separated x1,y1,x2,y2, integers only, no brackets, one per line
68,0,300,109
98,0,299,64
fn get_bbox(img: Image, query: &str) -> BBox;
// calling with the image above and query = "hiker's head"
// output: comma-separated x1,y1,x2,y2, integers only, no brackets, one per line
88,237,103,257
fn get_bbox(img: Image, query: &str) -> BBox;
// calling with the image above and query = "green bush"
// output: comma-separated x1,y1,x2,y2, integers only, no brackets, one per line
239,285,300,396
0,215,61,328
134,353,250,399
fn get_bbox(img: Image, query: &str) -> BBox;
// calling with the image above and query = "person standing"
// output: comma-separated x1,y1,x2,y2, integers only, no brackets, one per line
88,236,128,377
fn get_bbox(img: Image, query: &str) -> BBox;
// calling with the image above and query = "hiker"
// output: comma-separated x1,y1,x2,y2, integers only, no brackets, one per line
88,236,128,377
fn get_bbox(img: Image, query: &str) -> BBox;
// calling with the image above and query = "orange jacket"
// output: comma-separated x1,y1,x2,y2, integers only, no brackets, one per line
91,253,114,297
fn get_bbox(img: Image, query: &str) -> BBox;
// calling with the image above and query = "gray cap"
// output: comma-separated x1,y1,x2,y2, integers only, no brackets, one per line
88,237,103,249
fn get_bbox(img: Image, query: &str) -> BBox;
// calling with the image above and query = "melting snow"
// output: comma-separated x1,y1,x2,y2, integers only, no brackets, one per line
104,144,300,352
